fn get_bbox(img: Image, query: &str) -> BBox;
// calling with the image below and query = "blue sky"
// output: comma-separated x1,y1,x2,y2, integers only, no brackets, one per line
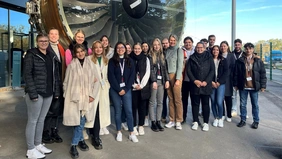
184,0,282,46
0,9,30,33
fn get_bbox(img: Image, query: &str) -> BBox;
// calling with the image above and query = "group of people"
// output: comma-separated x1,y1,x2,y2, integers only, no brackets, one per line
23,28,267,159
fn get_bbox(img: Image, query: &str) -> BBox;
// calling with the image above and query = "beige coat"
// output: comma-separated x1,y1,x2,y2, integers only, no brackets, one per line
63,56,99,126
85,56,111,128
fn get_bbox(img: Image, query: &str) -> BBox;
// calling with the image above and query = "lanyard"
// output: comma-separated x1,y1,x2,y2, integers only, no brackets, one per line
100,64,104,79
157,63,161,75
234,51,243,60
119,60,125,82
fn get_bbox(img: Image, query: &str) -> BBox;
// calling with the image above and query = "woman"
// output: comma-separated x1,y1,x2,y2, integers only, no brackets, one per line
101,35,114,59
63,44,99,158
85,41,111,150
220,41,236,122
130,43,152,135
65,29,92,66
187,42,215,131
24,33,60,159
126,42,132,55
148,38,170,132
108,42,138,143
164,34,184,130
210,45,228,128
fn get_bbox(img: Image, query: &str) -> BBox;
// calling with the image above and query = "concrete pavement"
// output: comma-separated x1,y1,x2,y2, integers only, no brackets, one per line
0,81,281,159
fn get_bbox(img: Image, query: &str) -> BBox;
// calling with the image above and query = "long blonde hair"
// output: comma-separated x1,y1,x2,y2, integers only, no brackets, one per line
91,40,108,65
149,38,165,64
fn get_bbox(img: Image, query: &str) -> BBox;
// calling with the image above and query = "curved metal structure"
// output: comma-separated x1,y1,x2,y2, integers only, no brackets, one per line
36,0,186,48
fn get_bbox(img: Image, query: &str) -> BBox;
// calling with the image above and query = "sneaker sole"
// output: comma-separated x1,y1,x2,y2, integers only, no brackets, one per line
26,155,46,159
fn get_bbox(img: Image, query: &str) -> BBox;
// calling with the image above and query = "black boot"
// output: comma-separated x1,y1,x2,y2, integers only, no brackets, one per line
92,137,103,150
51,128,63,143
42,130,54,144
151,121,159,132
156,121,164,131
78,140,89,151
69,145,79,158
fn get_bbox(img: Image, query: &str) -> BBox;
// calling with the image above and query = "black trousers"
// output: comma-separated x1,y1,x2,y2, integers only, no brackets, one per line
223,96,232,118
191,94,210,124
132,90,147,126
181,81,193,121
44,96,64,131
89,104,100,138
162,89,168,119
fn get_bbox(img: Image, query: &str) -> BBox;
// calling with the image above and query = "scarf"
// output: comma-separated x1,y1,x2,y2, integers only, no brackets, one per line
69,57,94,116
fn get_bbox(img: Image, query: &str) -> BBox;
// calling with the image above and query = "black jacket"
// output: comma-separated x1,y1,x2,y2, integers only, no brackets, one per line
24,48,60,100
233,55,267,91
130,52,152,100
187,51,215,95
213,57,228,84
150,56,169,85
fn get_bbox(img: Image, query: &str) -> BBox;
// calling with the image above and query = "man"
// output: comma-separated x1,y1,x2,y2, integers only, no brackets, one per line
161,38,170,122
42,28,66,143
200,38,208,50
181,36,195,124
207,35,216,53
233,43,267,129
231,39,244,117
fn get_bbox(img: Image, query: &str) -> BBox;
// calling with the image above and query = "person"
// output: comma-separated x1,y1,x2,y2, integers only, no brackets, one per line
101,35,114,59
148,38,170,132
210,45,228,127
207,35,216,53
200,38,208,50
108,42,139,143
181,36,195,124
233,43,267,129
220,41,236,122
85,41,111,150
65,29,92,66
126,42,132,55
24,33,60,159
99,35,113,135
161,38,170,123
164,34,184,130
141,41,151,126
187,42,215,131
130,42,152,135
42,28,66,144
63,44,99,158
231,39,244,117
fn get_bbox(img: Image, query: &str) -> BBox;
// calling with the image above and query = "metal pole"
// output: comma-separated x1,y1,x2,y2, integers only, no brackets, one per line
270,42,272,80
231,0,236,50
7,9,11,86
260,44,262,59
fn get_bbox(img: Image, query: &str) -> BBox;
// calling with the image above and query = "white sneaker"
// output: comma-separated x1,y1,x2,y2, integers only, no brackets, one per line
36,144,52,154
144,118,149,127
231,110,237,117
175,122,182,130
102,127,109,135
226,118,232,122
116,132,122,142
165,121,175,128
121,122,129,131
246,115,249,119
99,129,105,135
26,148,45,159
218,119,224,128
138,126,145,135
133,126,139,136
191,122,198,130
129,134,139,143
202,123,209,131
83,128,89,139
222,116,225,121
213,119,219,127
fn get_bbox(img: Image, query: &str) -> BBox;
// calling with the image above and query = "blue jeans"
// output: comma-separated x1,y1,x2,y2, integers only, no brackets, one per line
239,90,259,122
110,88,134,132
210,84,225,119
71,115,86,145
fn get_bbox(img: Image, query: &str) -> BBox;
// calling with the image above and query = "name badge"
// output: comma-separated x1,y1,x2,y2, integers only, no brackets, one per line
246,77,252,81
100,80,105,89
120,82,126,87
157,75,162,80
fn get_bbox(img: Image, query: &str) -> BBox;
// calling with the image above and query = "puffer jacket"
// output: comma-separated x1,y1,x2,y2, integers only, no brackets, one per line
233,54,267,91
187,51,215,95
24,48,60,100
